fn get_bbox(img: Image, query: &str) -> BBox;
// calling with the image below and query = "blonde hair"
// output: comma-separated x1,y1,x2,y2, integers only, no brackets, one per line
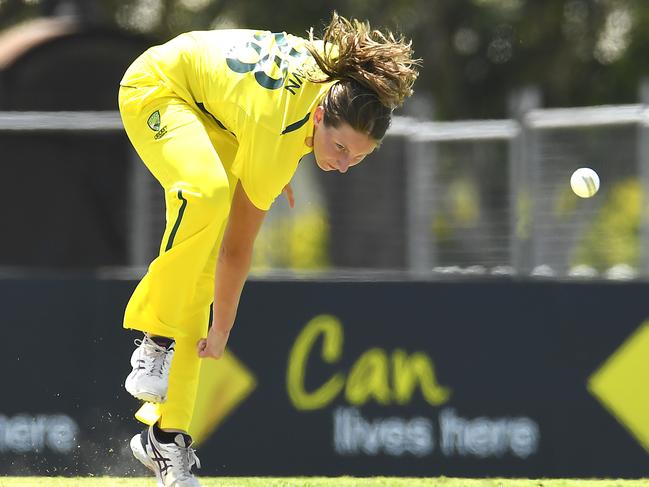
306,12,419,109
305,12,420,139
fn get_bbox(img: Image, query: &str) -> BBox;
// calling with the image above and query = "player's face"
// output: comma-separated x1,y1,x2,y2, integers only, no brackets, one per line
309,106,377,173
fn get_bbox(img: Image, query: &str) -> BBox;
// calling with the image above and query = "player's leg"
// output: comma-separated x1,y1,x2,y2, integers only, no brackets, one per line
133,225,224,435
119,84,231,485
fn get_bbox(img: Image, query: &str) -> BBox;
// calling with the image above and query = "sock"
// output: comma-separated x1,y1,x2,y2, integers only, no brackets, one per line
147,334,175,349
153,423,191,446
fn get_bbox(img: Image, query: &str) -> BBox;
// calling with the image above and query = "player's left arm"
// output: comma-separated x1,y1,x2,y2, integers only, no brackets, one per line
197,180,266,359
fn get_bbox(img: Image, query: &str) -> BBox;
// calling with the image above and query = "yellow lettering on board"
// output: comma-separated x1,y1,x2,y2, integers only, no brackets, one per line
286,314,345,410
345,348,391,406
392,349,451,406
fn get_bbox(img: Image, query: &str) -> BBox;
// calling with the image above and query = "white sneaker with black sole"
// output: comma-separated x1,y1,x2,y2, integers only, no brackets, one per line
125,334,174,403
130,425,201,487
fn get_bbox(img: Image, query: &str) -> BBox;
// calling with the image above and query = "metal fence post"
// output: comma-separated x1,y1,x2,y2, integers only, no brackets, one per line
638,79,649,277
508,86,541,275
406,132,436,275
127,148,153,267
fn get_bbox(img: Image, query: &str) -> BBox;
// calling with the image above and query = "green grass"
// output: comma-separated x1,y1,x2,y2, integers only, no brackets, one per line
0,478,648,487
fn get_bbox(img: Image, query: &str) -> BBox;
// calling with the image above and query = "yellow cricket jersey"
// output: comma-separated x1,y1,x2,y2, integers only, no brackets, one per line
120,30,335,210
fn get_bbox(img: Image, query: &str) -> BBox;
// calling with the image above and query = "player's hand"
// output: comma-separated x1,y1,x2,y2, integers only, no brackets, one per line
197,328,229,359
283,183,295,208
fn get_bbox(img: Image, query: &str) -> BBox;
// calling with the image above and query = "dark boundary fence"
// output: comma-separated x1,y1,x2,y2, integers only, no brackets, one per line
1,276,648,477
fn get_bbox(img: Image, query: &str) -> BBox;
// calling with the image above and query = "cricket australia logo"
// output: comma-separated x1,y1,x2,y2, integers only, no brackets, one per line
147,110,167,139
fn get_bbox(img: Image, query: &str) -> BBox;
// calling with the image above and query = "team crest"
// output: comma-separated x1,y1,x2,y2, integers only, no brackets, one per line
147,110,161,131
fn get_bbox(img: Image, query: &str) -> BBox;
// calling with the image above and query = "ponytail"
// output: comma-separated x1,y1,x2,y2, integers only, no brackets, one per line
305,12,420,140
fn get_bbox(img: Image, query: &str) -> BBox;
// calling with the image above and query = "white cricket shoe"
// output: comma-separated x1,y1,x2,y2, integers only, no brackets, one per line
130,426,201,487
125,334,174,403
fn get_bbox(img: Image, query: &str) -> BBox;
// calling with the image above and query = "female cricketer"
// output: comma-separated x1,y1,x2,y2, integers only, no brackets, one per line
118,12,419,487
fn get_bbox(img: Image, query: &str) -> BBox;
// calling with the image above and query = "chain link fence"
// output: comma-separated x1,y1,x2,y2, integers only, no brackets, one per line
1,107,647,279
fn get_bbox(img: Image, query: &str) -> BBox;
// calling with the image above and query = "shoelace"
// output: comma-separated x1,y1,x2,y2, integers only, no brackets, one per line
172,444,201,481
133,337,172,378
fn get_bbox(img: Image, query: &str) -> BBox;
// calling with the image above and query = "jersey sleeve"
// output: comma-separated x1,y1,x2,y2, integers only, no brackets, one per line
231,123,302,211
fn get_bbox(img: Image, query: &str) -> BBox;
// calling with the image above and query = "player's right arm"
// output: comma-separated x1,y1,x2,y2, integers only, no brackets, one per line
197,181,266,359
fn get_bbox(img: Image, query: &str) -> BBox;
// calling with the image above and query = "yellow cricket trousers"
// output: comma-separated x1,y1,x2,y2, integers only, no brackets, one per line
118,83,238,432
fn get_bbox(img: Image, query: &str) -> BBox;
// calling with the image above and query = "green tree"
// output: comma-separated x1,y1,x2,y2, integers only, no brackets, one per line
4,0,649,119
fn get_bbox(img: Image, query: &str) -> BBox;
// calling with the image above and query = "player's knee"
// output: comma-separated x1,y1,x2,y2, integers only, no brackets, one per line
196,176,230,214
170,173,230,224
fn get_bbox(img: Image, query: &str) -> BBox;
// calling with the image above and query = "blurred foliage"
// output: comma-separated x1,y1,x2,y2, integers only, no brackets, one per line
4,0,649,119
252,207,330,271
431,179,480,239
573,178,641,270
